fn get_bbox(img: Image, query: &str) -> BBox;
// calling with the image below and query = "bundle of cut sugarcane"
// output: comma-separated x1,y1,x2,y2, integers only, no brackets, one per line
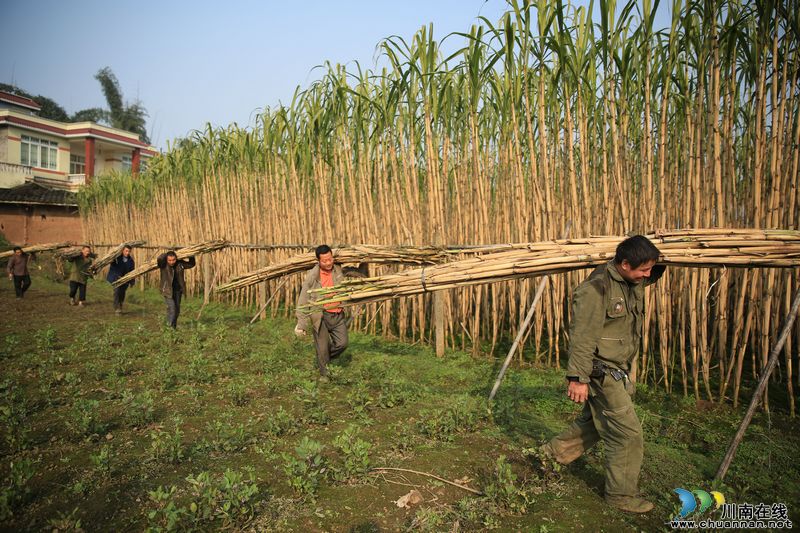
89,240,146,274
215,245,448,293
0,241,74,259
112,239,229,288
55,247,90,260
310,229,800,308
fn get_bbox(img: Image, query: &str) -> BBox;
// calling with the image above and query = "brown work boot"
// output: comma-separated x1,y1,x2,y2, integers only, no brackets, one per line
605,495,654,514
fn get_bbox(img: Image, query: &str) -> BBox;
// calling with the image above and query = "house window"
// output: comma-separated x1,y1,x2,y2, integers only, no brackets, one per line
21,135,58,170
70,154,86,175
121,154,132,171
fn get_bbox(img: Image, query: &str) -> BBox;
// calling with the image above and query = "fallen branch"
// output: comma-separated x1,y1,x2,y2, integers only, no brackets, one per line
370,467,483,495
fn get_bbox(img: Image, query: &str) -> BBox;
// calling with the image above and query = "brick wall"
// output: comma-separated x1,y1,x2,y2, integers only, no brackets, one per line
0,204,83,245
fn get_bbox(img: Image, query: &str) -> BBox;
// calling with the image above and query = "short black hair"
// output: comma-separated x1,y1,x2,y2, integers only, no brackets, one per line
166,251,178,259
614,235,660,268
122,245,132,251
315,244,332,259
13,246,22,252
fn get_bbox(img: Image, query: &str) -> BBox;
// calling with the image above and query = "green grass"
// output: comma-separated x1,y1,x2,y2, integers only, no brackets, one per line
1,274,798,531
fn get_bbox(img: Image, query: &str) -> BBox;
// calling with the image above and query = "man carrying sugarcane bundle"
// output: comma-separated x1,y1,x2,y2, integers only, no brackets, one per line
68,246,95,306
107,245,136,314
541,235,665,514
157,251,196,329
6,247,33,299
295,244,367,381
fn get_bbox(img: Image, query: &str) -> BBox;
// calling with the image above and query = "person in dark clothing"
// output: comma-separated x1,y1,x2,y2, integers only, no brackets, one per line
6,247,32,299
107,245,136,314
68,246,94,306
157,251,196,328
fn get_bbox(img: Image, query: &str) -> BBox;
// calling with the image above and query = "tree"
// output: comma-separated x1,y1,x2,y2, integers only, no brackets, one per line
72,67,150,143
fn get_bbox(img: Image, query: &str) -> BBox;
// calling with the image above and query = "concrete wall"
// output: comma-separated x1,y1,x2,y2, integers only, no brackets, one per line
0,204,82,245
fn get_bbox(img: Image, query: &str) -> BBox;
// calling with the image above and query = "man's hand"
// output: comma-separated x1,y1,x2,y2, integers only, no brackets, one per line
294,324,307,337
566,381,589,403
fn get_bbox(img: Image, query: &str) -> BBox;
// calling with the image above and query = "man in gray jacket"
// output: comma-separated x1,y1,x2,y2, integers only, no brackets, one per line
157,251,196,328
295,244,366,379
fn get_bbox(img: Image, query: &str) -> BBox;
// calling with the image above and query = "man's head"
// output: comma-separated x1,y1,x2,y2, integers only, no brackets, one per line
121,245,131,258
81,245,91,257
13,247,22,256
166,251,178,266
315,244,334,272
613,235,660,284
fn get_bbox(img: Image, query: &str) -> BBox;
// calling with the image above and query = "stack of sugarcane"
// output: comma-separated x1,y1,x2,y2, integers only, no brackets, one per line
111,239,228,288
89,240,146,274
311,229,800,308
0,242,74,259
216,245,449,293
55,247,95,260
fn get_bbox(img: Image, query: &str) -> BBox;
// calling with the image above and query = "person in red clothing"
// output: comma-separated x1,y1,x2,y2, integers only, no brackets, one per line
295,244,366,379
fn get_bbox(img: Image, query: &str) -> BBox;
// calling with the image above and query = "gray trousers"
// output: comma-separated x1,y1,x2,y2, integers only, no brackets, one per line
113,285,129,310
165,291,182,328
313,311,348,375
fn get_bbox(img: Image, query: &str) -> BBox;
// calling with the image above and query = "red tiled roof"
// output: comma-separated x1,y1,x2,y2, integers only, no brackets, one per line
0,90,41,111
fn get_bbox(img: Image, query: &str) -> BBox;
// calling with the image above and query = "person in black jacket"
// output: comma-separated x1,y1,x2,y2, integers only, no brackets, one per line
107,245,136,314
157,251,196,328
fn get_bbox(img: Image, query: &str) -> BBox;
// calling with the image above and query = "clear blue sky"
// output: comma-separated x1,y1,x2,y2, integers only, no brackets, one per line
1,1,671,150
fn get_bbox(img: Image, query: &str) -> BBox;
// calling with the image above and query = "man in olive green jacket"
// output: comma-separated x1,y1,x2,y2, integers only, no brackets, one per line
295,244,366,379
543,235,665,514
68,246,95,306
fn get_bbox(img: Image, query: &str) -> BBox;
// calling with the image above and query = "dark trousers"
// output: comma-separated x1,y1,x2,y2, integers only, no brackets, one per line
313,311,349,375
165,291,183,328
69,281,87,302
113,285,129,310
12,275,31,297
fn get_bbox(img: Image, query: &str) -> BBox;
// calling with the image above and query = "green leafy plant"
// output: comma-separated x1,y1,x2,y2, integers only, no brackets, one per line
67,398,104,436
299,381,329,425
0,458,36,520
332,426,372,483
122,389,156,427
226,381,249,407
146,485,186,532
199,417,248,453
282,437,327,498
90,444,113,476
149,419,185,464
0,389,30,452
346,382,373,421
185,468,260,528
483,455,532,514
187,354,215,384
264,406,298,437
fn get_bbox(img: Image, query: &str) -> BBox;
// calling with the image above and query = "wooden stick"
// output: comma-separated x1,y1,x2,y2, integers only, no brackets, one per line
249,278,288,325
370,467,483,495
489,222,572,400
715,288,800,482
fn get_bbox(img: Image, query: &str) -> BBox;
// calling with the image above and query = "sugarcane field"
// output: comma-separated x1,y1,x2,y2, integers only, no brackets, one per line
2,0,800,531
